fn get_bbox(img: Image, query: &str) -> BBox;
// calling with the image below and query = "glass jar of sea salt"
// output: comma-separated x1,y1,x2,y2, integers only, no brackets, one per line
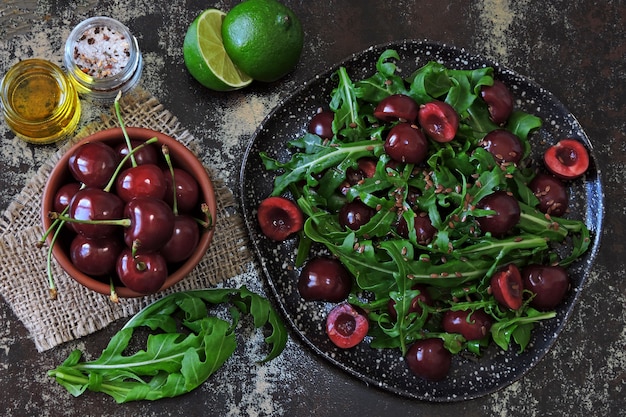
63,16,143,102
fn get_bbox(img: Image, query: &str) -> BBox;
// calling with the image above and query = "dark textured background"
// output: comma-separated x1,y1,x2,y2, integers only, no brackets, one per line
1,1,624,416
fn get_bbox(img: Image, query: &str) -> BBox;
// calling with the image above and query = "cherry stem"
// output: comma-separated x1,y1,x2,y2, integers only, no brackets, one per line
103,137,159,192
45,219,64,300
38,205,70,247
161,144,179,216
114,91,137,168
49,212,131,228
109,277,119,303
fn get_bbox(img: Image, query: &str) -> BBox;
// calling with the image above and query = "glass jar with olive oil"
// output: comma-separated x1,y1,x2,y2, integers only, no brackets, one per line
0,59,81,144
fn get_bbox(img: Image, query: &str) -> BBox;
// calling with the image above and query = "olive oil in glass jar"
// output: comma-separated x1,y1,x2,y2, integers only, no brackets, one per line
0,59,81,144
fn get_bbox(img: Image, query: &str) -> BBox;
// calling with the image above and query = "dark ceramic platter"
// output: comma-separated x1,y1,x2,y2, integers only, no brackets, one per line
239,40,604,401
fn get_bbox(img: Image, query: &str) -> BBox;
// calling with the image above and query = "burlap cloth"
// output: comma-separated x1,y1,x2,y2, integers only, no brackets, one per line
0,88,253,352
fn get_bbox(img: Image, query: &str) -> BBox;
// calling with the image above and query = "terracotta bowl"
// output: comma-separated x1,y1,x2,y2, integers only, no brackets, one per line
41,127,217,298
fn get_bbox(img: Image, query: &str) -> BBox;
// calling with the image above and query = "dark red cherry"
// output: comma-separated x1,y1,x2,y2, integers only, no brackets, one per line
68,141,118,188
115,140,159,169
326,303,369,349
307,110,334,139
476,191,521,236
123,197,175,252
522,264,570,310
442,309,493,341
68,188,124,239
405,338,451,381
528,173,569,216
543,139,590,180
384,123,428,164
115,164,167,203
54,182,81,213
387,284,433,321
396,212,437,245
480,129,523,164
160,215,200,263
480,79,514,125
70,234,123,276
162,168,200,214
298,257,352,302
257,196,304,241
116,248,167,294
338,200,375,231
490,264,524,310
374,94,419,123
417,100,459,143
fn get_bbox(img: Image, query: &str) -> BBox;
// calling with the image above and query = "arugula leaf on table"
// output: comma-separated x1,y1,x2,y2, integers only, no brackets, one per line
48,287,288,403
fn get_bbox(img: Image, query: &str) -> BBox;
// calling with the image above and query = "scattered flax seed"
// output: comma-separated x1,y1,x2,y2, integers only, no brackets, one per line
430,273,439,278
73,25,131,78
455,271,463,278
441,272,449,277
514,236,524,242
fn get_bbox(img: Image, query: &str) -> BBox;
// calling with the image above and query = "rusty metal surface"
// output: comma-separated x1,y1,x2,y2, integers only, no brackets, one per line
0,1,624,416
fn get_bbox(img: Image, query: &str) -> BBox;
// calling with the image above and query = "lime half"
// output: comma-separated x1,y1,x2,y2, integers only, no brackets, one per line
183,9,253,91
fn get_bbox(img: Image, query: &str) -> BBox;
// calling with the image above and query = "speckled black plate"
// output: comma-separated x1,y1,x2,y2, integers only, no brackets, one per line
239,40,603,401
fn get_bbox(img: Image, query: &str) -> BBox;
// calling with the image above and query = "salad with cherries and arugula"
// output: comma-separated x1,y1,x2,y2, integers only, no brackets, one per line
256,49,591,382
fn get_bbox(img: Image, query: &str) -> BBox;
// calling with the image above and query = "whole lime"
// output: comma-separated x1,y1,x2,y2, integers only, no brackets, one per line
221,0,304,82
183,9,253,91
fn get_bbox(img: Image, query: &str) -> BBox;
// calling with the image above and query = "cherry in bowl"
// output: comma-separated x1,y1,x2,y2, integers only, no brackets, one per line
41,127,217,298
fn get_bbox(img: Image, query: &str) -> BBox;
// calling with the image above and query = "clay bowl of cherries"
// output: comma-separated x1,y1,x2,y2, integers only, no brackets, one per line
41,127,217,298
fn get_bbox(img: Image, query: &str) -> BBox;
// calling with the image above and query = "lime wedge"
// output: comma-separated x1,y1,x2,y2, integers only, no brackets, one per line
183,9,253,91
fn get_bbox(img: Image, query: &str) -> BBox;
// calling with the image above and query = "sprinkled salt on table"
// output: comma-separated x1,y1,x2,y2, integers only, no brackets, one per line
73,25,130,78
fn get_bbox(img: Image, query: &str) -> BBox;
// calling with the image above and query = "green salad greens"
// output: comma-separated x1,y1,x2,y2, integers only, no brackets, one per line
49,287,287,403
260,49,591,356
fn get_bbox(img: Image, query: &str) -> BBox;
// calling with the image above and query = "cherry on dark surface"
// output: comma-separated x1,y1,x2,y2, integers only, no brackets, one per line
490,263,524,310
68,188,125,239
257,196,304,241
373,94,419,123
116,248,168,294
298,257,352,302
123,196,175,253
115,140,159,168
475,191,521,236
160,215,200,263
528,173,569,216
115,164,167,203
68,141,118,189
307,110,335,139
325,302,369,349
338,200,375,231
384,123,428,164
543,138,590,180
480,79,514,125
442,309,493,341
162,167,200,214
405,338,452,381
417,100,459,143
54,182,81,213
70,234,123,276
522,264,570,310
387,284,433,321
396,212,437,245
479,129,523,164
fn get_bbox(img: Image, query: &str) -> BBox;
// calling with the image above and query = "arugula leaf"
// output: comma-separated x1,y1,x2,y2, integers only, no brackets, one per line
49,287,288,403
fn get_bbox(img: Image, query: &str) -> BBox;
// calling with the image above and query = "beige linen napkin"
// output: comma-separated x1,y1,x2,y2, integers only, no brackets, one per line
0,89,253,351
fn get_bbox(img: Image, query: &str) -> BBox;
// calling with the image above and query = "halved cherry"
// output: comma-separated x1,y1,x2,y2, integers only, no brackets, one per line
374,94,419,123
543,139,590,180
490,264,524,310
326,302,369,349
384,123,428,164
257,196,304,241
417,100,459,143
